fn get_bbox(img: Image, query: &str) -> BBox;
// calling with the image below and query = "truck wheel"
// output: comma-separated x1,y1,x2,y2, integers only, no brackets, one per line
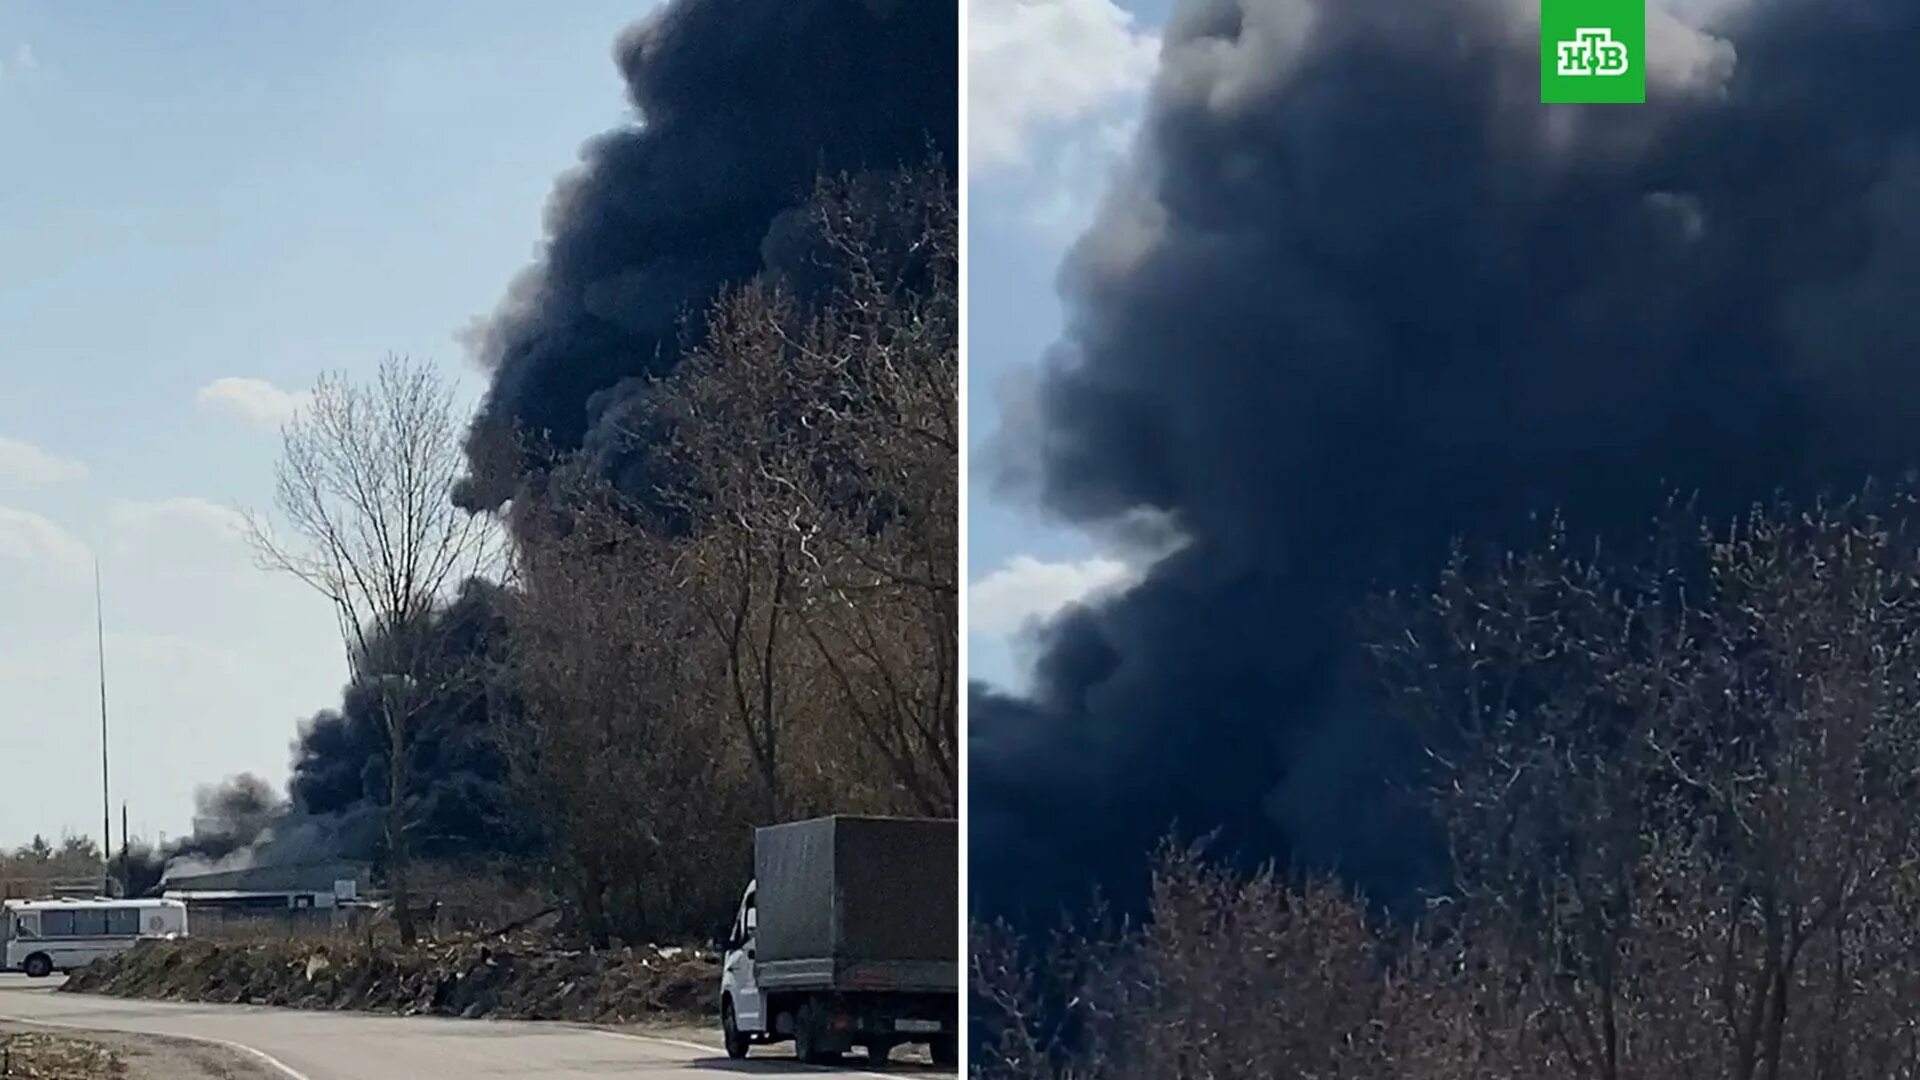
722,1000,750,1060
794,1023,841,1065
867,1038,894,1065
930,1035,957,1067
21,954,51,979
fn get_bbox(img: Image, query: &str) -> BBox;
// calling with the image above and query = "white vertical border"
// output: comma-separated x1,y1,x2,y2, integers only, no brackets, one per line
954,0,972,1070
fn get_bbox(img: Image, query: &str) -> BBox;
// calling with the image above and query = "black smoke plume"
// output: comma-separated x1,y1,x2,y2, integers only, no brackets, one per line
974,0,1920,927
458,0,957,512
285,578,535,862
113,773,306,894
168,773,281,870
122,581,532,896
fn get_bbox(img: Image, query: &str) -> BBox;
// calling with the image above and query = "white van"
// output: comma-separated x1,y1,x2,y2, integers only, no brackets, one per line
3,898,188,978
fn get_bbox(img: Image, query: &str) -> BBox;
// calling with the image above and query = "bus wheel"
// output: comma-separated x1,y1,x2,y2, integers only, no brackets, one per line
22,954,52,979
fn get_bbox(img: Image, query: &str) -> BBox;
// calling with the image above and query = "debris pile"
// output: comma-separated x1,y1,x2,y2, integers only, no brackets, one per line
0,1031,125,1078
61,937,720,1023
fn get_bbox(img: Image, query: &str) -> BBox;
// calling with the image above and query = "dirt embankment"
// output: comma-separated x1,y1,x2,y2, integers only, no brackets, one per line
60,938,720,1025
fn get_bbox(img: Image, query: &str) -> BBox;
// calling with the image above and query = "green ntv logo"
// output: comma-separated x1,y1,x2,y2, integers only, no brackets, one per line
1541,0,1645,104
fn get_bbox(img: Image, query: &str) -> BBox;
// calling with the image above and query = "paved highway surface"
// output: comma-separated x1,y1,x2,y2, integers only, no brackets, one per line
0,976,944,1079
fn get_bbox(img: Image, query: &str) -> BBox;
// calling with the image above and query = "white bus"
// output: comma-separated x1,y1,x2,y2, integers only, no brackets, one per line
2,898,187,978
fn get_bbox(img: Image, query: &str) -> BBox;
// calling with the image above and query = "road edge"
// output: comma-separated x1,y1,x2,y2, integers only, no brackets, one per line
4,995,911,1079
0,1013,311,1080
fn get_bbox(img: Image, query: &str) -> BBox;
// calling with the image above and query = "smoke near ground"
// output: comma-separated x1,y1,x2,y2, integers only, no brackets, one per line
115,580,525,896
286,578,532,863
165,774,281,873
974,0,1920,924
457,0,957,511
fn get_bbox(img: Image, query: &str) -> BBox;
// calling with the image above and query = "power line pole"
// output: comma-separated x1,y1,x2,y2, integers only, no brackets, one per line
95,560,111,879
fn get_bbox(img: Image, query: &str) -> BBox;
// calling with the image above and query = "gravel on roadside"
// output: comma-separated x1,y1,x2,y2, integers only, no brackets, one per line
0,1023,271,1080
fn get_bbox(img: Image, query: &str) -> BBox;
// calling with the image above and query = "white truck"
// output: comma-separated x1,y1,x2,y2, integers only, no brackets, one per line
718,815,958,1065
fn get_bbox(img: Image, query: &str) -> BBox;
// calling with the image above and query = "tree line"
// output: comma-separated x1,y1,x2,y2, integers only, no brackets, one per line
1,836,105,898
247,164,956,947
978,488,1920,1080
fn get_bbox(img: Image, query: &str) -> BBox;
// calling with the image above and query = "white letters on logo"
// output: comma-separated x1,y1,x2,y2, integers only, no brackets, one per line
1556,28,1630,77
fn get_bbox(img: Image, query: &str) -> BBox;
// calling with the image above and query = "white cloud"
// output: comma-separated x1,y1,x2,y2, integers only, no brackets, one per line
109,498,251,574
0,507,90,575
195,377,307,430
0,436,87,487
970,554,1140,636
1018,115,1141,240
111,497,248,543
970,0,1158,173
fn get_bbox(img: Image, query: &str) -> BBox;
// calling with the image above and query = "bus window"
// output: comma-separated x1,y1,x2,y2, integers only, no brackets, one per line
40,911,74,937
106,908,139,935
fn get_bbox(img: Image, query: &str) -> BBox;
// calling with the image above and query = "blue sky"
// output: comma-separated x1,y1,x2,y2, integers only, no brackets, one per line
0,1,656,847
966,0,1166,691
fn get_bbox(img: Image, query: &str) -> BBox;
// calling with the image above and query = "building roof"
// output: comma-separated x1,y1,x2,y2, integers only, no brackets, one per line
160,889,326,901
160,860,369,894
3,897,182,910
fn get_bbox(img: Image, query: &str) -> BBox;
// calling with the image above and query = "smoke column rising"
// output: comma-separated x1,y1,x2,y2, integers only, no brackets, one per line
973,0,1920,924
458,0,957,510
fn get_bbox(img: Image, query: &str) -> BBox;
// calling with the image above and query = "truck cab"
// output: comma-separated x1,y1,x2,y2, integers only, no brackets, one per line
718,882,764,1053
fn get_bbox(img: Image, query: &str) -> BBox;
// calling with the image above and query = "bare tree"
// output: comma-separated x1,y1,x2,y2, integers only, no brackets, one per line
1370,489,1920,1080
980,488,1920,1080
779,167,959,814
246,355,502,945
504,490,754,944
651,308,814,822
648,165,959,817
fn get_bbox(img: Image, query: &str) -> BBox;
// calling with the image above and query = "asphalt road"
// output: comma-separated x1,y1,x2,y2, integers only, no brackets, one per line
0,976,944,1080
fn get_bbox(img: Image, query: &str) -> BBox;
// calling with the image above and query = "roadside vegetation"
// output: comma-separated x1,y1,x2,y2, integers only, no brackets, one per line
0,838,109,900
976,488,1920,1080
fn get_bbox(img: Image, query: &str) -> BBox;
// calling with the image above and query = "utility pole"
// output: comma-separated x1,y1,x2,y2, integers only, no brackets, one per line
95,560,111,878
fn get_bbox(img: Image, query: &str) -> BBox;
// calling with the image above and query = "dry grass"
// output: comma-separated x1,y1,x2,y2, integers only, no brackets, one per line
0,1031,126,1079
188,918,366,948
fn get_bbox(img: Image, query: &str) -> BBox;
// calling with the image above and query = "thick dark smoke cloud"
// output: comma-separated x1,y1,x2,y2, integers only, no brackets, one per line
170,774,281,868
458,0,957,510
286,578,535,862
114,774,295,894
119,581,531,896
975,0,1920,925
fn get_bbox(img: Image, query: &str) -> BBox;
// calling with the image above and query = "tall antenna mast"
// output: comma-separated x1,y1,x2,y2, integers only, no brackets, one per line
95,559,111,876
